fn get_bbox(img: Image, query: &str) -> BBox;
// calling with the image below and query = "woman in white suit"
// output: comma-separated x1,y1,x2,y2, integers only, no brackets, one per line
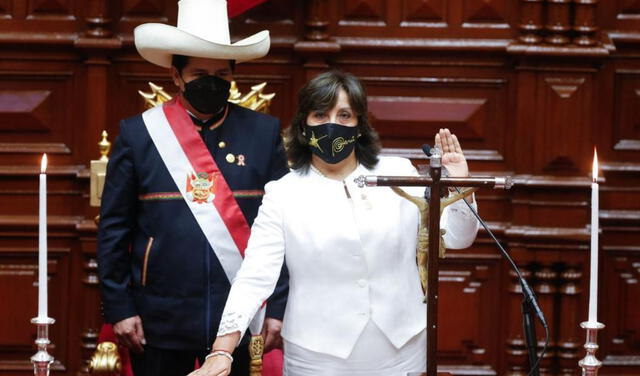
192,71,479,376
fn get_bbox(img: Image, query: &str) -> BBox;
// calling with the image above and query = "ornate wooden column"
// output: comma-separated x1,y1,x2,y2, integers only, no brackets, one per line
74,0,121,163
557,264,583,376
519,0,545,44
76,222,103,375
534,265,558,375
73,1,120,374
304,0,329,41
573,0,598,46
545,0,572,45
506,267,532,376
84,0,112,38
294,0,339,80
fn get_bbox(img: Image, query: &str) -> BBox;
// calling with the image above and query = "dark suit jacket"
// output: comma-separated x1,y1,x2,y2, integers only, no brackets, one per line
97,103,289,350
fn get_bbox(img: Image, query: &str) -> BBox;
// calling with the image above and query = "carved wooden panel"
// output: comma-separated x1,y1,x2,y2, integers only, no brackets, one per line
122,0,164,16
400,0,447,26
437,256,501,369
619,0,640,17
535,73,594,175
358,74,508,169
339,0,386,26
603,253,640,362
606,0,640,31
613,70,640,151
0,67,76,161
334,0,516,39
231,0,298,42
27,0,72,18
240,0,296,24
0,247,69,372
114,0,172,35
462,0,510,27
0,0,11,19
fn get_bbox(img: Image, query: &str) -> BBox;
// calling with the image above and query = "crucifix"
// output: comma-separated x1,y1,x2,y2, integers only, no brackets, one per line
355,147,513,376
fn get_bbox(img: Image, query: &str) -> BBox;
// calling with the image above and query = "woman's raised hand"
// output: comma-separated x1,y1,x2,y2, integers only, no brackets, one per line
434,128,469,178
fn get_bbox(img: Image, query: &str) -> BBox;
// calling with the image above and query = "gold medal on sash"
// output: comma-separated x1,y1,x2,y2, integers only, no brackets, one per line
186,172,217,203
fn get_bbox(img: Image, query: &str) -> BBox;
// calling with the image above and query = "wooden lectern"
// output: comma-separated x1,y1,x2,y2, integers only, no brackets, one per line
357,147,512,376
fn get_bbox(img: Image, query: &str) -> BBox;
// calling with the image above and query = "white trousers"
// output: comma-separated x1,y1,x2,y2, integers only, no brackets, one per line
283,320,426,376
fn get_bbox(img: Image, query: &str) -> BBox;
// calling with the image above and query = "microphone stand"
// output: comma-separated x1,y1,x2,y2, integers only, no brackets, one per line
522,292,540,376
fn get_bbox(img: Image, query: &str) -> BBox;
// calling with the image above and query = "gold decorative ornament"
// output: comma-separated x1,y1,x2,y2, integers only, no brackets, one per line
138,82,172,108
391,186,477,298
218,141,226,148
89,341,121,375
90,131,110,207
98,131,111,161
249,335,265,376
139,81,275,113
226,153,236,163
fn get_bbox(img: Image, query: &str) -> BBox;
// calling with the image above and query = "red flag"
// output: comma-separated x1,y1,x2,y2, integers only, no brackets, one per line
228,0,267,18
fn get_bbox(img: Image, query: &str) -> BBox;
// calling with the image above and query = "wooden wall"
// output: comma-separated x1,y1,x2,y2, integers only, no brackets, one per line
0,1,639,375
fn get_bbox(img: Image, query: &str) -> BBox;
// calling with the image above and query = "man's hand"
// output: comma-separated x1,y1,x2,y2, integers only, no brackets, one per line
262,318,283,353
435,128,469,178
113,316,146,354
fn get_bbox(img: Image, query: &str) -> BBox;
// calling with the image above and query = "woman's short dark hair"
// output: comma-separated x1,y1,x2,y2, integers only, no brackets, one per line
285,70,381,170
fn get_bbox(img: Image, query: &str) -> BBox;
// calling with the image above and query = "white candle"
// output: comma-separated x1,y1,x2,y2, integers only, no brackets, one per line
38,154,48,319
588,149,599,323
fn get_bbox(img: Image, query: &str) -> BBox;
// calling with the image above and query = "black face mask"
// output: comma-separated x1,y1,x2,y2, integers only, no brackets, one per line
181,74,231,115
304,122,358,164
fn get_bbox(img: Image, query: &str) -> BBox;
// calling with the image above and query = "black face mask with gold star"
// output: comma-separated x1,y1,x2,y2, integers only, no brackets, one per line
304,122,358,164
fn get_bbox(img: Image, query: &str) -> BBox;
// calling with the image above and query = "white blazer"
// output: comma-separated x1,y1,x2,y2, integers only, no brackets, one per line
218,157,479,358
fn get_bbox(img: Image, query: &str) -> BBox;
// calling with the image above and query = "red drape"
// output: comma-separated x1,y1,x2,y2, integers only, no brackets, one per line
228,0,268,18
96,324,283,376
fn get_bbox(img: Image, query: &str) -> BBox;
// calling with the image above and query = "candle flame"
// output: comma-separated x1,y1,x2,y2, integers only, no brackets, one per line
592,148,598,182
41,154,47,174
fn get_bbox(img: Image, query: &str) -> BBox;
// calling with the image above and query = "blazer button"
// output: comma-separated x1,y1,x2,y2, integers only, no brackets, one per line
357,279,367,288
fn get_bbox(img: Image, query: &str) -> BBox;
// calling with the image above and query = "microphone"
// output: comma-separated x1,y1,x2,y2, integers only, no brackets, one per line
422,144,432,157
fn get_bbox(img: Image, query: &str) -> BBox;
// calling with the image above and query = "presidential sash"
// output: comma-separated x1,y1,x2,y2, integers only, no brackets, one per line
142,98,264,334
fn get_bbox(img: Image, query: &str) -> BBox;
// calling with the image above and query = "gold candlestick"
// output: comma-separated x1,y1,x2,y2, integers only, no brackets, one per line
578,321,605,376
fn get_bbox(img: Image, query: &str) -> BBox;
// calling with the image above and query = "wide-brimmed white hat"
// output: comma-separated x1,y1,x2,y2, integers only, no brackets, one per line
134,0,270,68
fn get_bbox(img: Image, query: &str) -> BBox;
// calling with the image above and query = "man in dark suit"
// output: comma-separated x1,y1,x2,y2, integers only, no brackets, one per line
97,1,287,375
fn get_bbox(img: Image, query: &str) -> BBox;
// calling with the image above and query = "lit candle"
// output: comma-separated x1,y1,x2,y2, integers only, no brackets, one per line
588,149,599,323
38,154,48,319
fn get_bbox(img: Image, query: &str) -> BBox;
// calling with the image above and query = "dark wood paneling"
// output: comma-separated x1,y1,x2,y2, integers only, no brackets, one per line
0,1,639,375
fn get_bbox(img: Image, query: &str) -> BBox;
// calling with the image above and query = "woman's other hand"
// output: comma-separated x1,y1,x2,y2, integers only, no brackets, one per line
187,354,231,376
187,332,240,376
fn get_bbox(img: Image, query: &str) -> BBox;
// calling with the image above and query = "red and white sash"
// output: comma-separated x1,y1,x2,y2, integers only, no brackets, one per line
142,99,264,334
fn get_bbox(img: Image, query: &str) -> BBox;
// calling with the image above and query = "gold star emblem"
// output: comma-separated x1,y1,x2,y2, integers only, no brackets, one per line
308,131,327,153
